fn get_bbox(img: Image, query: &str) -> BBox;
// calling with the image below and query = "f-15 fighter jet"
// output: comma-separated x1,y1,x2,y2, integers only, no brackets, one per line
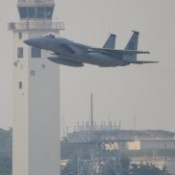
24,31,158,67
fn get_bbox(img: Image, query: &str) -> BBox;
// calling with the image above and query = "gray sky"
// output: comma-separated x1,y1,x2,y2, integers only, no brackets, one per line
0,0,175,132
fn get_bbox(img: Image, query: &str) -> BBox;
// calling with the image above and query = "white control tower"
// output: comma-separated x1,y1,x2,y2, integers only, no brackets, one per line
8,1,64,175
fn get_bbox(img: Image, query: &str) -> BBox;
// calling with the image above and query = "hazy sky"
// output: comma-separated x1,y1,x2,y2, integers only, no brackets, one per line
0,0,175,133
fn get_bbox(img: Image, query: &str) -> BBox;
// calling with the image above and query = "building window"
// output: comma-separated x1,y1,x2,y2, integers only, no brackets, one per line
41,64,46,69
37,7,44,18
19,7,27,18
18,6,53,19
30,70,36,76
19,81,22,89
45,7,53,19
31,47,41,58
17,47,23,58
19,32,22,39
28,7,35,18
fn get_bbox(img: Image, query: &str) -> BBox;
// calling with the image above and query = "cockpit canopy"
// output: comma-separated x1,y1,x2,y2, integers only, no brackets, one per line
44,33,56,38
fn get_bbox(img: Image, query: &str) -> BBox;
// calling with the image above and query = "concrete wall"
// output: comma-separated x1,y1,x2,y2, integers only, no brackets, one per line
140,139,175,150
12,29,60,175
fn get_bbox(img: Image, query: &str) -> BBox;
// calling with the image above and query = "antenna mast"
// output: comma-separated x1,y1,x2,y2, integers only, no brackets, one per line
90,93,94,129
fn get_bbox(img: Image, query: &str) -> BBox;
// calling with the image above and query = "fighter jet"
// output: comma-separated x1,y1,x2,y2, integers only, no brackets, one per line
24,31,158,67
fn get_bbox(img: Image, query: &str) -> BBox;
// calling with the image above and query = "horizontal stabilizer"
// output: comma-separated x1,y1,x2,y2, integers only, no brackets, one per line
127,60,159,64
48,56,84,67
91,48,150,54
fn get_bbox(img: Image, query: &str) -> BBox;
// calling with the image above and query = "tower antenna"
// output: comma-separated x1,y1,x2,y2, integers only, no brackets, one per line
90,93,94,129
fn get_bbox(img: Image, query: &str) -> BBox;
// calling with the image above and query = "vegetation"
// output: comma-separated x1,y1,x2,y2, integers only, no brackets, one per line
0,131,172,175
0,128,12,175
130,163,169,175
61,142,170,175
62,154,169,175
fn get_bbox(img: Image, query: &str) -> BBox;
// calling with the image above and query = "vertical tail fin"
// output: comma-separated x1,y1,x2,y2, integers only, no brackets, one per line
125,31,139,50
124,31,139,61
103,34,116,49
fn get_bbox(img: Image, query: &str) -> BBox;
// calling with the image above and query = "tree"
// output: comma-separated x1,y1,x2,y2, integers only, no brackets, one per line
129,163,170,175
0,128,12,175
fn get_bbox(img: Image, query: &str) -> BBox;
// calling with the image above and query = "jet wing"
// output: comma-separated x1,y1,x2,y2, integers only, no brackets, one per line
90,48,150,54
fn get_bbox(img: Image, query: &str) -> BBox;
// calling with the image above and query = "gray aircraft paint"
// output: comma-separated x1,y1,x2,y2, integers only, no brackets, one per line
24,31,158,67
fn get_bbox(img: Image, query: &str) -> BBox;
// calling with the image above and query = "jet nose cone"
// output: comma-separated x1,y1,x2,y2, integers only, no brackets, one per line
24,37,47,49
23,38,41,48
23,39,33,46
23,39,28,44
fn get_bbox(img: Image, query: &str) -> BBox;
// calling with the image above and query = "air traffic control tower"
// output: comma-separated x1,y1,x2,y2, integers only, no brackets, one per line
8,1,64,175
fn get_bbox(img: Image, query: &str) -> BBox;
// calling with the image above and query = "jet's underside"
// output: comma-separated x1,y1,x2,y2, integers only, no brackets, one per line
49,51,127,67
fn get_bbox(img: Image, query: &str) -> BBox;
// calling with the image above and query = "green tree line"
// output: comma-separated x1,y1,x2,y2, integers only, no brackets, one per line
0,128,12,175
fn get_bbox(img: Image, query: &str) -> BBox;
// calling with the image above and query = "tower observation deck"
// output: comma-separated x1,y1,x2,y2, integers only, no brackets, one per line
17,0,55,20
9,0,64,31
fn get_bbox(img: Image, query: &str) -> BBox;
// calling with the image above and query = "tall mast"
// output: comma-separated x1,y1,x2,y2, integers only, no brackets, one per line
90,93,94,129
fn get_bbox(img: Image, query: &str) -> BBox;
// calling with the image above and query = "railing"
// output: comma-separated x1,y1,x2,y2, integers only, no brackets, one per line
18,0,54,4
8,21,64,31
75,122,121,132
65,129,134,143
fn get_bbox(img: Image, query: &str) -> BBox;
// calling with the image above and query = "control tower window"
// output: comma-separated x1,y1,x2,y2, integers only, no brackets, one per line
31,47,41,58
17,47,23,58
19,7,27,18
18,7,53,19
45,7,53,19
37,7,44,18
28,7,35,18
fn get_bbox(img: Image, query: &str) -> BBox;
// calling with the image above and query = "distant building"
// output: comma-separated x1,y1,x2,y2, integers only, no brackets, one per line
127,130,175,150
127,139,141,150
63,122,175,174
65,123,175,151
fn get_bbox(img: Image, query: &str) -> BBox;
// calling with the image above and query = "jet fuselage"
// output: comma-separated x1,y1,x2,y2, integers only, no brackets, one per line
25,36,127,67
24,32,158,67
